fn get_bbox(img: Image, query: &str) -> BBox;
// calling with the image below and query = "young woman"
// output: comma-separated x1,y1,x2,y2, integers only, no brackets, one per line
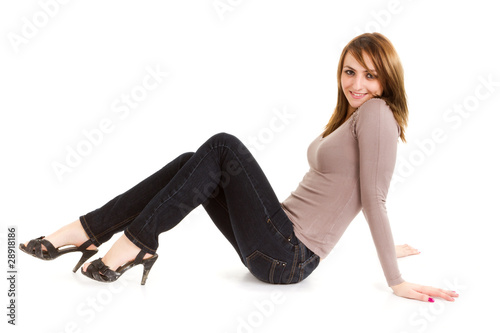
20,32,458,303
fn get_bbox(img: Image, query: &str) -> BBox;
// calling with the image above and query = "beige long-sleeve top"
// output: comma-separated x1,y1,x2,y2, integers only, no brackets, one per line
281,98,404,286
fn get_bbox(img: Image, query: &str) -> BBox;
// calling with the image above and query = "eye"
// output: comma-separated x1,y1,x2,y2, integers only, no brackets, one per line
344,70,354,76
366,73,377,79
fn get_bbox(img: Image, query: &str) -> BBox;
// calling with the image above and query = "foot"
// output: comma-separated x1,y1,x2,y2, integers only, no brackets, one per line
395,244,420,258
82,234,153,272
23,219,97,252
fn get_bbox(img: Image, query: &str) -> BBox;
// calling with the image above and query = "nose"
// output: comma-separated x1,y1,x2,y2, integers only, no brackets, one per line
352,75,363,91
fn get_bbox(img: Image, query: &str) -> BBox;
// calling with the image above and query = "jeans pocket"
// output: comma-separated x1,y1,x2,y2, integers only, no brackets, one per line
298,254,320,282
267,208,297,247
246,250,287,284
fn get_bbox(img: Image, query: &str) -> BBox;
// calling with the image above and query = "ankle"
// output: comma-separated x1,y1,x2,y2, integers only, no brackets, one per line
101,235,153,270
45,220,97,250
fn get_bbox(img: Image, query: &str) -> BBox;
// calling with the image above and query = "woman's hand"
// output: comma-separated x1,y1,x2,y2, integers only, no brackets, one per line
395,244,420,258
390,281,459,302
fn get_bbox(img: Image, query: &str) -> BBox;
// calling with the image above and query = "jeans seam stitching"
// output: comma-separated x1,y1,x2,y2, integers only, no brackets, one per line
269,260,276,283
125,229,156,253
80,216,101,246
287,245,299,284
213,195,229,213
93,213,140,240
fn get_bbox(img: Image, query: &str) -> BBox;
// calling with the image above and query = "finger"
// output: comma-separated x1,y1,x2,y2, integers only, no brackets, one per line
409,247,420,255
409,245,420,252
405,249,420,257
443,289,460,300
423,287,457,302
408,289,433,302
403,244,420,255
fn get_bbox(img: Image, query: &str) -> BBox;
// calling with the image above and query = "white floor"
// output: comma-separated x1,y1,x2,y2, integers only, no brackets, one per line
6,196,498,333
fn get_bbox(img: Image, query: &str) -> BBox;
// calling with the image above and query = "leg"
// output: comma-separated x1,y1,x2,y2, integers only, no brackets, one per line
80,152,195,246
123,131,285,254
200,181,247,263
23,152,195,256
88,169,242,272
90,132,320,284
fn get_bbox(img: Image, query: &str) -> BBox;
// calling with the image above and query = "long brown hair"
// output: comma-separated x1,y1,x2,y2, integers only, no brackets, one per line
321,33,408,142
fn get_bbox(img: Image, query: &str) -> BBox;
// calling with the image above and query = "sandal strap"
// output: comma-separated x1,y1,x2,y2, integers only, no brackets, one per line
77,239,95,251
39,238,57,257
86,258,120,282
134,249,148,265
25,236,58,259
25,236,44,258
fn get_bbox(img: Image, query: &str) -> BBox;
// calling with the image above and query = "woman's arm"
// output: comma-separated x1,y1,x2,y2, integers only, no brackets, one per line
355,99,458,302
355,98,404,287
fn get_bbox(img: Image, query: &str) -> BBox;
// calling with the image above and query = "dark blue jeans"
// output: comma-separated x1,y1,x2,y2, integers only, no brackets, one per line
80,132,320,284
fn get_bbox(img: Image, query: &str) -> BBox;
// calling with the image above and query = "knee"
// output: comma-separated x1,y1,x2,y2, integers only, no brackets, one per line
206,132,253,158
210,132,241,145
211,132,235,140
178,151,195,165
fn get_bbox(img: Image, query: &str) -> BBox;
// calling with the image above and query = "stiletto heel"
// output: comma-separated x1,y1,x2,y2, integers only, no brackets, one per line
141,255,158,285
81,249,158,285
20,237,98,271
73,247,100,273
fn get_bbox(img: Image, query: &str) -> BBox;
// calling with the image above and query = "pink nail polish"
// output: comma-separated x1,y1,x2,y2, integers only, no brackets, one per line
428,297,434,303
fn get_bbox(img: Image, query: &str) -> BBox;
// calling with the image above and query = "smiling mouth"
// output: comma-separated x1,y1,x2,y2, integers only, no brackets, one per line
350,91,367,99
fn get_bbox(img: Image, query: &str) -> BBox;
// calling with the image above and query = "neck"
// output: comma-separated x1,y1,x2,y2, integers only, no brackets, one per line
346,105,356,118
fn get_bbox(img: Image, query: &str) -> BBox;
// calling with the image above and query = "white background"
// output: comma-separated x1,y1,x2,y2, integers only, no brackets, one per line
1,1,499,332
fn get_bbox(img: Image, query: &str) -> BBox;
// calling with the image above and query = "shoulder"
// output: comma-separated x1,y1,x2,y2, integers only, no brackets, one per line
357,98,392,116
352,98,400,138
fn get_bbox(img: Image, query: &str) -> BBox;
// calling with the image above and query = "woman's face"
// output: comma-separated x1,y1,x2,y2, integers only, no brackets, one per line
341,52,383,113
